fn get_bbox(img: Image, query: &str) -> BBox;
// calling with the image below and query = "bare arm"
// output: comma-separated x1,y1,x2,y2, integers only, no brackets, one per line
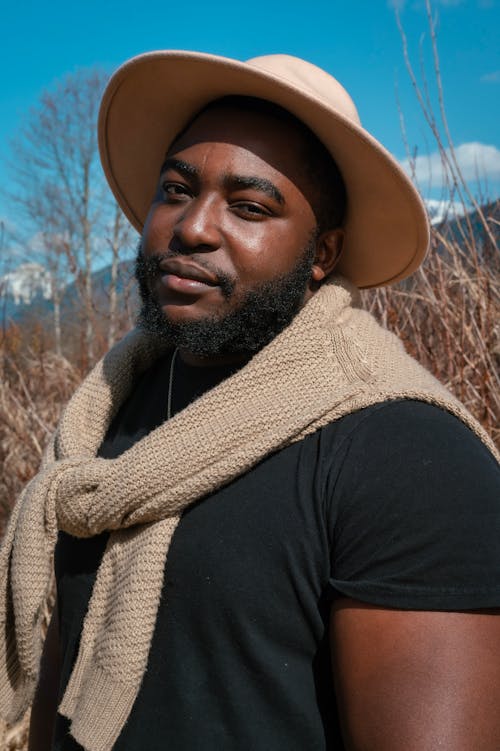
28,601,61,751
331,599,500,751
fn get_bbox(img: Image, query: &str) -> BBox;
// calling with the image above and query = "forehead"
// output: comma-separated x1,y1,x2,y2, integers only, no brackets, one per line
166,105,312,189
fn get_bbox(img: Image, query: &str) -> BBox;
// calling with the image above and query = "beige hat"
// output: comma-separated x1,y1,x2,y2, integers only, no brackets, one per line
98,50,429,288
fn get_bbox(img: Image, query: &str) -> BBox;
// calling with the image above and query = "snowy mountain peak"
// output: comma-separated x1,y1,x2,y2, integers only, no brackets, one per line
0,263,52,305
424,199,468,226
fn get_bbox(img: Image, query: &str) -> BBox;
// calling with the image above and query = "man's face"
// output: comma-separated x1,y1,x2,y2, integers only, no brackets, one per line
137,104,324,358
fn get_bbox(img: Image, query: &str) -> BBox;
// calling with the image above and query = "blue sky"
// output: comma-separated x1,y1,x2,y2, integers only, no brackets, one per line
1,0,499,237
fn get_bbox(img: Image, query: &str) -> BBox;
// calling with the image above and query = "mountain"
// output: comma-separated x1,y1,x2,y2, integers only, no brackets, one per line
0,258,137,327
0,263,52,322
424,199,468,226
433,198,499,254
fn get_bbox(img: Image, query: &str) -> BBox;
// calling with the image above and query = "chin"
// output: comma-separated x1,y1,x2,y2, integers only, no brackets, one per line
159,301,225,326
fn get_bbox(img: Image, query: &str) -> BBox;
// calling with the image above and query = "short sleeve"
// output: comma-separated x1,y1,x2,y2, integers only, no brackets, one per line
328,400,500,610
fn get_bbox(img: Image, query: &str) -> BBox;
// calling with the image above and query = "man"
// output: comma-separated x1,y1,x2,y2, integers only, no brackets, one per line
1,51,499,751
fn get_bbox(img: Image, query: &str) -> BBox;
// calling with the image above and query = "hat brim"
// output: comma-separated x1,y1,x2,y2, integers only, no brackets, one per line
98,50,429,289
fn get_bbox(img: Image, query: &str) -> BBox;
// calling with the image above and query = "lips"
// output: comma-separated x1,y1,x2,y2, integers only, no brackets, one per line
156,257,221,297
158,258,219,286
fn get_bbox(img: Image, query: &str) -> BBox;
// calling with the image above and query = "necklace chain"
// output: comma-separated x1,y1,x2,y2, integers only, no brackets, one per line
167,348,179,420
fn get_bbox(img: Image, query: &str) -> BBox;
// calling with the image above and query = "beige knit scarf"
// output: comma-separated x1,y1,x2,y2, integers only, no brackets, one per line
1,277,497,751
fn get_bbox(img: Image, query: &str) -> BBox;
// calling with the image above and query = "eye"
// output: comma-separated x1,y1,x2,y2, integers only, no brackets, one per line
161,181,191,201
231,201,272,220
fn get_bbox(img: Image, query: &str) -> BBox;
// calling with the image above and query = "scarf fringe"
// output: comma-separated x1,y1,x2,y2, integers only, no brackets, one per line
0,622,36,726
60,654,137,751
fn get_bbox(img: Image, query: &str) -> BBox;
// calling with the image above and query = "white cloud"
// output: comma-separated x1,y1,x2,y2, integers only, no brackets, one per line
481,70,500,83
400,142,500,188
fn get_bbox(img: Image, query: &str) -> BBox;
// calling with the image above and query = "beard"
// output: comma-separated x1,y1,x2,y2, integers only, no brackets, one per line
135,237,316,357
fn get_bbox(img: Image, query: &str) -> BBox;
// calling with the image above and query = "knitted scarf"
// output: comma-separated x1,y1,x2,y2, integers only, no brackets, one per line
0,277,497,751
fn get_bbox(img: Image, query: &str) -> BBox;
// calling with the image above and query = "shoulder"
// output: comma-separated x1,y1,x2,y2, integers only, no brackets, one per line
325,399,499,521
317,398,499,528
324,400,500,610
323,398,498,478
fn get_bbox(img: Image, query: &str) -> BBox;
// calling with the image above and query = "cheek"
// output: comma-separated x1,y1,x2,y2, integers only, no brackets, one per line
142,205,174,249
231,221,315,281
141,209,157,250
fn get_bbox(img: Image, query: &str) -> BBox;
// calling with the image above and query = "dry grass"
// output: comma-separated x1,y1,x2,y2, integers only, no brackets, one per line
0,345,81,538
363,203,500,446
0,346,79,750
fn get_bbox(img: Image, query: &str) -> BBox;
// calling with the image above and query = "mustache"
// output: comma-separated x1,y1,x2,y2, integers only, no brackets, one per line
134,244,235,300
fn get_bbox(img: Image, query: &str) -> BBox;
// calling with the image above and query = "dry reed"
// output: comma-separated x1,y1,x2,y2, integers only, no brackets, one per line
363,201,500,446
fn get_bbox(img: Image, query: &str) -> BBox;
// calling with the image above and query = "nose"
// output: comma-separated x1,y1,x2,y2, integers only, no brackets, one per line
172,196,222,252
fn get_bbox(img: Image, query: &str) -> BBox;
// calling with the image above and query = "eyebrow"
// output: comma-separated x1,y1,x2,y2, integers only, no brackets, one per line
160,157,284,205
160,158,198,179
223,175,284,205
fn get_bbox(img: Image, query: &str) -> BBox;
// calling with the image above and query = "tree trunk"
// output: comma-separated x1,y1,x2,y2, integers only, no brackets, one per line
52,276,62,357
82,163,94,363
107,207,121,349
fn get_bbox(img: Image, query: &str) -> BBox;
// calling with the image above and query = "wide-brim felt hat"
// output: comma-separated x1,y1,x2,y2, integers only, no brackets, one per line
98,50,430,289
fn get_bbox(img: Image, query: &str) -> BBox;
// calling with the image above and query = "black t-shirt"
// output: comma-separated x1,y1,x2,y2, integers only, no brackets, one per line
53,351,500,750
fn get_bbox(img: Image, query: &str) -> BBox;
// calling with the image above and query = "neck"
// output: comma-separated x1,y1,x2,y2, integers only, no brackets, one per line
178,348,252,368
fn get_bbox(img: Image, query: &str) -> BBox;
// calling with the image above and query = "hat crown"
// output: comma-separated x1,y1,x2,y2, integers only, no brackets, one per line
246,54,361,126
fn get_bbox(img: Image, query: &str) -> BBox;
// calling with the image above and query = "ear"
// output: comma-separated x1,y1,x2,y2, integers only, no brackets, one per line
310,228,344,283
